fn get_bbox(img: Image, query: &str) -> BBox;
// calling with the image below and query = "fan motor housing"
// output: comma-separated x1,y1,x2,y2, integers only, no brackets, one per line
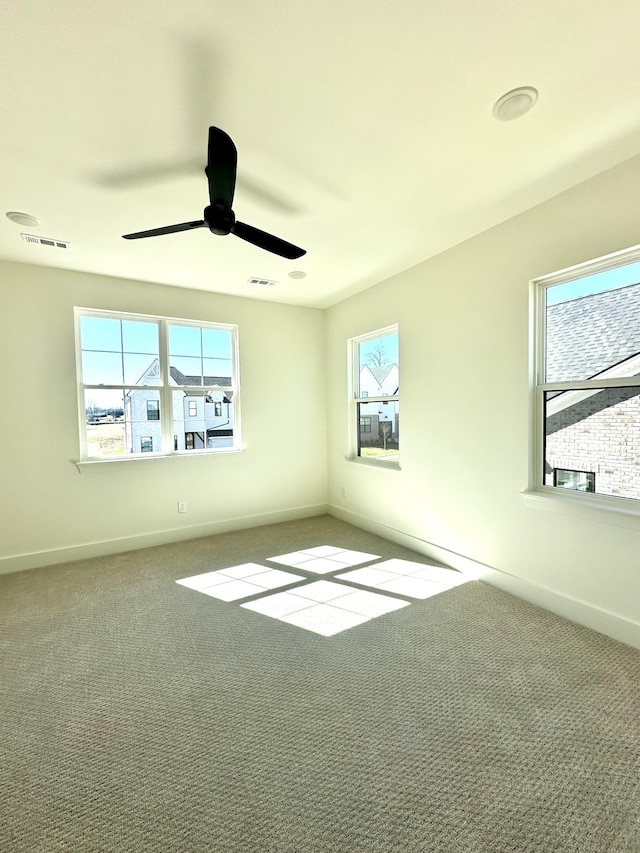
205,203,235,236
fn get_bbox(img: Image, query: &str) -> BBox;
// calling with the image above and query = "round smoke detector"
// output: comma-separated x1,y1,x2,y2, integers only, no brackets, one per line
492,87,538,121
288,270,307,279
6,211,41,227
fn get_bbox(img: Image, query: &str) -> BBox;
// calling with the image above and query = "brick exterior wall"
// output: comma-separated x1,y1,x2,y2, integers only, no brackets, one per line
545,389,640,499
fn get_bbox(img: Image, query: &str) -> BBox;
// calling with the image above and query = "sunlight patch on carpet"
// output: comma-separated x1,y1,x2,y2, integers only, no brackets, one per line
266,546,380,574
338,559,469,600
176,548,468,635
242,582,409,636
176,563,304,601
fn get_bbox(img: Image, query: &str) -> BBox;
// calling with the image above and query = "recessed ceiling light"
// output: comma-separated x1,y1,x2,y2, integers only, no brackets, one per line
288,270,306,279
492,87,538,121
6,211,40,227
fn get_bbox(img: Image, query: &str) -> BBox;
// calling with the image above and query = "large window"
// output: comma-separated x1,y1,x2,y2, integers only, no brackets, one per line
75,309,239,460
531,247,640,505
350,326,399,464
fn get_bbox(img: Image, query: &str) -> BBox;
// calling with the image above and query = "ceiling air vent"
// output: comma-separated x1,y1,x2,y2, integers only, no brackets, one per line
247,277,277,286
21,233,70,249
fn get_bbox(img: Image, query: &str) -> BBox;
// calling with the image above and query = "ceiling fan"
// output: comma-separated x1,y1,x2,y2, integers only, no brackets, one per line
122,127,306,260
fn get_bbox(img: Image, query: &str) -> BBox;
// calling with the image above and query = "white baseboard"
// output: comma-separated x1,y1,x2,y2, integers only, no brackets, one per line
329,504,640,651
0,504,329,576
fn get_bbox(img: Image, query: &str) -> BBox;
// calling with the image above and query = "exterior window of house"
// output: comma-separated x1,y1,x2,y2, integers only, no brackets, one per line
553,468,595,492
185,432,195,449
531,248,640,505
350,325,399,464
214,401,222,417
75,308,240,461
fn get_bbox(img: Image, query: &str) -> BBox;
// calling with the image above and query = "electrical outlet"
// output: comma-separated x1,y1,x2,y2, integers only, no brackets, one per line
178,501,187,513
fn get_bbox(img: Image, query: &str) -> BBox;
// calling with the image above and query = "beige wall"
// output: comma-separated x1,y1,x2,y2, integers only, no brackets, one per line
0,261,327,571
325,152,640,646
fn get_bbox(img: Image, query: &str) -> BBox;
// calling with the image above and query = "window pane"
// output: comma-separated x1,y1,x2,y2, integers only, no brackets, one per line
82,351,123,385
124,353,161,385
146,400,160,420
202,327,231,359
204,357,232,382
544,386,640,499
84,389,125,423
170,356,203,385
81,316,121,352
169,324,201,357
173,392,234,451
122,320,159,355
125,389,162,455
545,273,640,382
357,331,399,397
357,401,399,462
84,389,126,457
85,423,126,457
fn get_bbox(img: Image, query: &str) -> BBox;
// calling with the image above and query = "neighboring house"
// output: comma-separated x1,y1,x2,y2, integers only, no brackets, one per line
126,359,233,454
358,362,399,447
545,281,640,497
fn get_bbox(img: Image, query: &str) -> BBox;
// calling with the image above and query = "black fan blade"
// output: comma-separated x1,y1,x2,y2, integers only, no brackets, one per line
232,221,306,259
122,220,206,240
206,127,237,209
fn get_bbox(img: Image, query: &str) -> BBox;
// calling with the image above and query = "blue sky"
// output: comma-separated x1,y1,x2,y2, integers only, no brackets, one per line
81,316,233,386
546,259,640,305
358,331,399,367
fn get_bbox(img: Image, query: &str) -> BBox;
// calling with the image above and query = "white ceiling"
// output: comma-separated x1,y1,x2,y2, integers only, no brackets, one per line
3,0,640,308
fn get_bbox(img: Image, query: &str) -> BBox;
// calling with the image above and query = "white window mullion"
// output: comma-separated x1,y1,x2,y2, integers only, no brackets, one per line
158,320,173,454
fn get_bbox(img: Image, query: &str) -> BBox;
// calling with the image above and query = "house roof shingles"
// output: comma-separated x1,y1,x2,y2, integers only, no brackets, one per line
169,366,232,387
546,281,640,382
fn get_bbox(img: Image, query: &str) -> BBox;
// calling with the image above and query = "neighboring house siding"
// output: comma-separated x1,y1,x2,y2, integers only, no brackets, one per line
359,413,380,444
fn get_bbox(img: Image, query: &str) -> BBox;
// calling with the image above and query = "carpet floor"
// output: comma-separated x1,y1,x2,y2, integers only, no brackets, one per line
1,515,639,852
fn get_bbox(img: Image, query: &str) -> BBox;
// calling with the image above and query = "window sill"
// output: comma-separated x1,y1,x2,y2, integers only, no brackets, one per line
521,487,640,528
75,447,244,473
345,455,401,471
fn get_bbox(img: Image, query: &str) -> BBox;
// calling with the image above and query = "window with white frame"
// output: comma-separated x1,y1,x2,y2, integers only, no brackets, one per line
531,247,640,505
350,326,399,463
75,309,239,460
